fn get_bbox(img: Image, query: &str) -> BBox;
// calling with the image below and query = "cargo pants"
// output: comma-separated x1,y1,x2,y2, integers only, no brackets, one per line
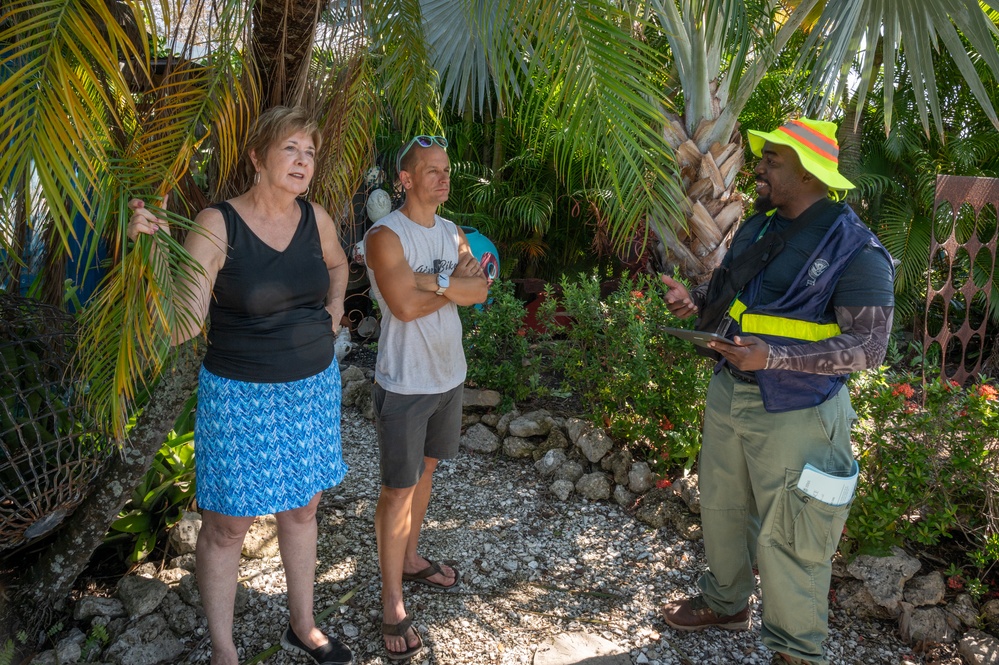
696,368,857,665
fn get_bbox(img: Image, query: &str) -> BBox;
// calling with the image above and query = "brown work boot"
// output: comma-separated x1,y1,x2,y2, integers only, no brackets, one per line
771,652,811,664
662,595,751,632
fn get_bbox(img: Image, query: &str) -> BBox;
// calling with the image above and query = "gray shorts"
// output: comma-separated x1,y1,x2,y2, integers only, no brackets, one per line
372,383,463,489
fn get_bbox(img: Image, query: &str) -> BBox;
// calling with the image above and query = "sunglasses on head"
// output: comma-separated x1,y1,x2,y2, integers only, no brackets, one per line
397,135,448,172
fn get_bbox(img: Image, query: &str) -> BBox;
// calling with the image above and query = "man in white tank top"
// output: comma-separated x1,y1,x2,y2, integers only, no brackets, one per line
363,136,489,661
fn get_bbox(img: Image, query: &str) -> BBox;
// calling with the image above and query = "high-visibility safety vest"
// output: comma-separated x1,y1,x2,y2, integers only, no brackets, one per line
726,206,893,413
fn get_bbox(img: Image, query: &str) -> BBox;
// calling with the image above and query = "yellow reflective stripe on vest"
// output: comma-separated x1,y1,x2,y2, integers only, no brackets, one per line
728,299,841,342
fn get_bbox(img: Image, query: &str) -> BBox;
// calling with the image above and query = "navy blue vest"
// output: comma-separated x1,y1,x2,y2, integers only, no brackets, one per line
730,206,892,413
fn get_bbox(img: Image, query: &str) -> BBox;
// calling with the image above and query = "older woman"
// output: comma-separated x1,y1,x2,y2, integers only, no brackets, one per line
128,107,352,665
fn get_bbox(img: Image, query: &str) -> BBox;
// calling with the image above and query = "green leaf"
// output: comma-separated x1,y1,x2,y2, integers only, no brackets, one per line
110,511,152,534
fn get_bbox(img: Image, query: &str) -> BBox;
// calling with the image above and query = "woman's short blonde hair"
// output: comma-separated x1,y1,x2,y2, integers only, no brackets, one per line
245,106,322,177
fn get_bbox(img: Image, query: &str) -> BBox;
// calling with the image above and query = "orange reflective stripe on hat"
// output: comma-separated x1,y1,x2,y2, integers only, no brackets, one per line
776,120,839,164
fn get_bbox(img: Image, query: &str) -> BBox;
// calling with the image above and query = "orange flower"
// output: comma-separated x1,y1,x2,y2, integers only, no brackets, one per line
891,383,915,399
659,417,674,431
656,478,672,489
631,290,644,299
976,384,998,402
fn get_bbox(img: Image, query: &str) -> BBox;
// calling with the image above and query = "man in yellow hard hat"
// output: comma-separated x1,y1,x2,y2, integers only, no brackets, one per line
660,118,895,665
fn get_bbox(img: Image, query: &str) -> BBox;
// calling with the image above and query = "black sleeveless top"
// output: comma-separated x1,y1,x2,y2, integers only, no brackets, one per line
202,199,334,383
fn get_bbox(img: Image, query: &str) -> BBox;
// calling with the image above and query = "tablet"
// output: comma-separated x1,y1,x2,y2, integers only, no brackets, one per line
660,327,733,349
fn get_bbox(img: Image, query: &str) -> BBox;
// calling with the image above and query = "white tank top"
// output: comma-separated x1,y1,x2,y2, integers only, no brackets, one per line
365,210,466,394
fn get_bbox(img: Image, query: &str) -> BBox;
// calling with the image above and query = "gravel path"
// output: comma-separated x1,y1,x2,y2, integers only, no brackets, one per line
188,403,926,665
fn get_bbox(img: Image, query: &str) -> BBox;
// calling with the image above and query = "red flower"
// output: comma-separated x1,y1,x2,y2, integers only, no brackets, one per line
903,401,919,415
656,478,672,489
947,575,965,591
659,417,674,431
976,384,998,402
890,383,915,399
631,290,644,299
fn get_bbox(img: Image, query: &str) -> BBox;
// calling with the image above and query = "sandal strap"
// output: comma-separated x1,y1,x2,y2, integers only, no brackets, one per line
382,615,414,636
409,559,443,580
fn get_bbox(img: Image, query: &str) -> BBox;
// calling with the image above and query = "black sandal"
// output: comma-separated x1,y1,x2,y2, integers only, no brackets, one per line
382,615,424,662
280,625,353,665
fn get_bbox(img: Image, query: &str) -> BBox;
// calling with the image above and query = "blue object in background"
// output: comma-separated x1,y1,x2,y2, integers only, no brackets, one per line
461,226,499,281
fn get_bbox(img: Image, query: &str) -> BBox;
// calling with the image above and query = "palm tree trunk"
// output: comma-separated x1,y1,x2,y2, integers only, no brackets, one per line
251,0,321,108
12,339,204,623
654,110,746,284
4,173,28,290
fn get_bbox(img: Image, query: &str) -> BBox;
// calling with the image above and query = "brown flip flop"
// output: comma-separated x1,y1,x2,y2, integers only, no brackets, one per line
402,558,462,591
382,614,423,662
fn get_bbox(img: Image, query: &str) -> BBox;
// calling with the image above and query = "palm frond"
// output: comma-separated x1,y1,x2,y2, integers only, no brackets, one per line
801,0,999,138
0,0,145,253
71,0,256,436
310,49,380,222
421,0,513,115
365,0,441,137
508,0,685,251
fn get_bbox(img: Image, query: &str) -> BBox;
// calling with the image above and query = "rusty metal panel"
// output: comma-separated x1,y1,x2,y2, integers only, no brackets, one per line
926,175,999,386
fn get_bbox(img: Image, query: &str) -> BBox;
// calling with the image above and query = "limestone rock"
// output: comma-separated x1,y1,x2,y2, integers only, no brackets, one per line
480,413,501,427
947,593,980,630
242,514,279,559
846,546,921,616
339,364,366,385
169,511,201,554
575,472,611,501
508,410,555,437
503,435,536,458
577,428,613,463
461,412,482,427
899,602,956,644
463,387,502,409
29,637,81,665
634,489,702,540
673,474,700,513
535,449,567,477
983,599,999,633
175,573,201,608
553,460,585,484
159,590,199,635
959,629,999,665
533,631,631,665
357,388,375,420
342,379,371,407
601,449,632,486
564,417,589,444
533,428,570,460
74,596,126,621
835,578,897,620
496,410,521,439
628,462,655,495
613,484,636,507
904,571,946,607
103,614,183,665
117,575,168,619
168,553,196,572
153,567,187,586
462,423,501,453
550,479,574,501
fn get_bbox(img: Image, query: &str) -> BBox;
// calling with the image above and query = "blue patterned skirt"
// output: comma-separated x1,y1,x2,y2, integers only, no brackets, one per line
194,359,347,517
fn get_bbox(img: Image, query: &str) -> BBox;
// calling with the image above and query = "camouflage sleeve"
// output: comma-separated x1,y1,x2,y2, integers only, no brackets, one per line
764,306,894,374
690,282,710,311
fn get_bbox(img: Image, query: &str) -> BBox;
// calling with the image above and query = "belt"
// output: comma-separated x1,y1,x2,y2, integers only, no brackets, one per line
726,366,758,384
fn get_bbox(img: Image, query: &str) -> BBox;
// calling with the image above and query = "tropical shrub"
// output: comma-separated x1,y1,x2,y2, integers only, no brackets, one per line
846,364,999,580
104,393,197,563
538,274,712,471
459,279,539,408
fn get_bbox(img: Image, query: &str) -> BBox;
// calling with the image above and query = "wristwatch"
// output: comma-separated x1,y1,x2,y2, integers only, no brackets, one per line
435,273,449,296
